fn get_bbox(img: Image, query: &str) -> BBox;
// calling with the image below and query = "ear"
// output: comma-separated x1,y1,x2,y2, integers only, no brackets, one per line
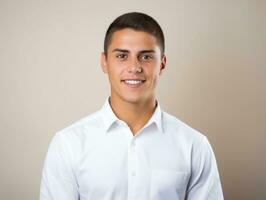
100,52,108,74
159,55,166,75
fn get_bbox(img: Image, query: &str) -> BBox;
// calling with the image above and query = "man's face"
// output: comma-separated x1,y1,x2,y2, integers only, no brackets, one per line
101,28,166,105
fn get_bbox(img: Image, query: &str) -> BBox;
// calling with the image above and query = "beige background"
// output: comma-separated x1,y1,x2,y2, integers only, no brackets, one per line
0,0,265,199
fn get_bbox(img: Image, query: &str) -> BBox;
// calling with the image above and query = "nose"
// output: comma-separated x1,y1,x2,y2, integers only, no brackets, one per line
127,58,143,73
128,66,142,73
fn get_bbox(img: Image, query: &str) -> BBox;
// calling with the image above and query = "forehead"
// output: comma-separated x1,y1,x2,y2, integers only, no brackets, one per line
108,28,159,52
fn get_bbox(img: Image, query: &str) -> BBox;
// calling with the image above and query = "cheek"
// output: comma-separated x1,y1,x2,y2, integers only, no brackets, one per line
144,63,161,77
107,64,124,79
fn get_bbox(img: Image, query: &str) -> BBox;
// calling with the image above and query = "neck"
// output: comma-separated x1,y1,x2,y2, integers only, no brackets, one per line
109,96,157,135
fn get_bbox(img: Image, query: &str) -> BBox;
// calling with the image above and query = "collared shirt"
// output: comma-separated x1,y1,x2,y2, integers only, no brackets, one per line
40,98,224,200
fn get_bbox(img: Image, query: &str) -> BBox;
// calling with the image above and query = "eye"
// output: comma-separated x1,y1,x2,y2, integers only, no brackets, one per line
116,53,127,60
139,54,153,61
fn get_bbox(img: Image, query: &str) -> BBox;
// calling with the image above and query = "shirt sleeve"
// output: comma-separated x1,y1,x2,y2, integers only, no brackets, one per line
40,132,79,200
186,136,224,200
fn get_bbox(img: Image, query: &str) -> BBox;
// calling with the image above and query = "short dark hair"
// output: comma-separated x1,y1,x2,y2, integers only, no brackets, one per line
104,12,165,56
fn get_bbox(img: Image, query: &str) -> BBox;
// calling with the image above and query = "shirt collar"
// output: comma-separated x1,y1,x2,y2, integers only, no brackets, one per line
101,97,119,132
100,97,164,134
146,101,164,133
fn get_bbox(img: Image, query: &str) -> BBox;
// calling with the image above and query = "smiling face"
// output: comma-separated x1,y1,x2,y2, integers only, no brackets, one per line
101,28,166,106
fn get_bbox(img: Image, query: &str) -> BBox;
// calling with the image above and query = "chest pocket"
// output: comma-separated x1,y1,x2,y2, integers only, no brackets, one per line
150,170,189,200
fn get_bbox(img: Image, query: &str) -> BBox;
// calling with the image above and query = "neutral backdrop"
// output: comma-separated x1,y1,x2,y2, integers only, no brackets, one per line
0,0,265,199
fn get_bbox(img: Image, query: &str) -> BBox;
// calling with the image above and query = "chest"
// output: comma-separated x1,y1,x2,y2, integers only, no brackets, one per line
75,133,190,200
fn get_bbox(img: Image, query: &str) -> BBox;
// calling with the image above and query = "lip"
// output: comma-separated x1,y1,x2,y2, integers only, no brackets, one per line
121,79,146,88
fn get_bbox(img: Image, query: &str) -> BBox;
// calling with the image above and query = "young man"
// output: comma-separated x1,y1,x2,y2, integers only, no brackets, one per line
40,12,224,200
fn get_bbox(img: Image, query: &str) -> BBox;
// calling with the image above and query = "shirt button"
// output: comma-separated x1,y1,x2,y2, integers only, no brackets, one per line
131,171,136,176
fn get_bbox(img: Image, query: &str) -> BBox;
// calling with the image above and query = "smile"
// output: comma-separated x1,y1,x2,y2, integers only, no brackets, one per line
125,80,143,84
122,79,146,87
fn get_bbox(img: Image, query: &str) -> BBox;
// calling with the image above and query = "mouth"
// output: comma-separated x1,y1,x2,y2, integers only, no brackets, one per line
121,79,146,87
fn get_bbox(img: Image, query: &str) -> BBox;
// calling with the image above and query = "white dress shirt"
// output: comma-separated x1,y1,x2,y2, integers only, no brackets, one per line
40,98,223,200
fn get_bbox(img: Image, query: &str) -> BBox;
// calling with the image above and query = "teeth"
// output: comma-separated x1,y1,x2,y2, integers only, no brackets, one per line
124,80,142,85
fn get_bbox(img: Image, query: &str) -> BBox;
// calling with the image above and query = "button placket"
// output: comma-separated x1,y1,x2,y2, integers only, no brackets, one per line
128,136,137,200
130,140,136,176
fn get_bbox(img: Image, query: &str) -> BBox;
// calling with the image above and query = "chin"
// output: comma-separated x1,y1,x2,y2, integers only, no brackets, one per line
121,95,145,104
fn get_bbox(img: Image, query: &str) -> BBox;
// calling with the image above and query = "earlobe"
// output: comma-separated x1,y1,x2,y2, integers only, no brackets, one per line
100,52,108,73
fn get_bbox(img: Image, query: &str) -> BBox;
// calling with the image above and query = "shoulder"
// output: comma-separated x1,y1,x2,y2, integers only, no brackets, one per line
162,111,215,162
162,111,207,145
50,109,103,147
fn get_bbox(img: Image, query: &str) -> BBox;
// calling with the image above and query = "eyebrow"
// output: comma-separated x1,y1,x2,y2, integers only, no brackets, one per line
112,48,129,53
112,48,155,54
139,50,155,54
